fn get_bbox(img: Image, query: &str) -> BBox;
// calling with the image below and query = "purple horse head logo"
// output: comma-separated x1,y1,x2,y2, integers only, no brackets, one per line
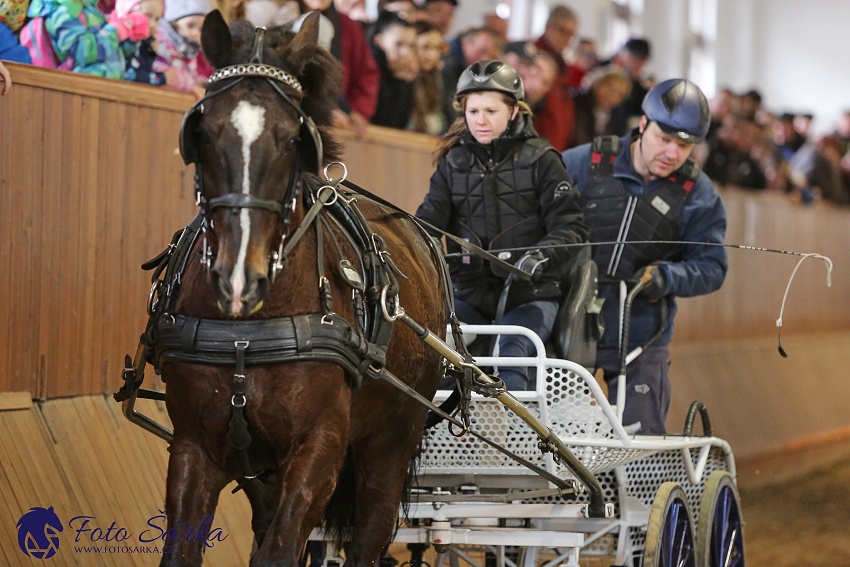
16,506,63,559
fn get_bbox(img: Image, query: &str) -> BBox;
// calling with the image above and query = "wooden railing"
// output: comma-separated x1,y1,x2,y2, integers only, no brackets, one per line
1,63,849,421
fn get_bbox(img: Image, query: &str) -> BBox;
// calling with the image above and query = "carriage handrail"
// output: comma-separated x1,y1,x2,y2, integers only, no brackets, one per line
432,324,737,481
444,324,633,442
451,324,549,397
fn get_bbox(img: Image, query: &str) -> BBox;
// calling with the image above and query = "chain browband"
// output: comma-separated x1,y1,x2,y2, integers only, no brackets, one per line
207,63,303,94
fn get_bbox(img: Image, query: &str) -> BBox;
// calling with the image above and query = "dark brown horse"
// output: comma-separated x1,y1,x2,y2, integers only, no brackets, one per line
152,11,446,566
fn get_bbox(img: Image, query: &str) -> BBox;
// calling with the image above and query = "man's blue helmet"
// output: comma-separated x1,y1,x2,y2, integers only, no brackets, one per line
641,79,710,143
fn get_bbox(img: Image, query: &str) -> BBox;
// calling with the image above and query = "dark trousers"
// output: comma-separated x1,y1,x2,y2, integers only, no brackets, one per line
597,345,671,435
454,299,559,390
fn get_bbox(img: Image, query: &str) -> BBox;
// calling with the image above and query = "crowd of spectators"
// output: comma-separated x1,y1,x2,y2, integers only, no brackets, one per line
700,89,850,206
3,0,850,205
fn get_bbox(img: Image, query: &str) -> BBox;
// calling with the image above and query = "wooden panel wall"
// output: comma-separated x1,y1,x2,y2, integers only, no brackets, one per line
0,393,253,564
1,62,849,407
0,64,196,399
668,332,850,459
675,189,850,341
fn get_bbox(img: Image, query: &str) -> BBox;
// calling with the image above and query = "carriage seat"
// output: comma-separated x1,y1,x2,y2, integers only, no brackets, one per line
552,250,604,369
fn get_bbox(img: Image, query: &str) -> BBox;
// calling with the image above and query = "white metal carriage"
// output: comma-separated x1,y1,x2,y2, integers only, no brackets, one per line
393,324,744,567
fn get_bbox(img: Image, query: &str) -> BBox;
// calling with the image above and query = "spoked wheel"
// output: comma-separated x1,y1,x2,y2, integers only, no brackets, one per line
643,482,696,567
696,471,745,567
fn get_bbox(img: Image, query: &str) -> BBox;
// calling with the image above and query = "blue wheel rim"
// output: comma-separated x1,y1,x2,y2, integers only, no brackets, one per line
709,484,745,567
661,497,695,566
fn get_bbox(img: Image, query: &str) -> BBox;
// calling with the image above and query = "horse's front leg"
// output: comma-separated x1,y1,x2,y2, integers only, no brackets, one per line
249,392,350,567
160,440,228,567
343,386,435,567
242,480,280,550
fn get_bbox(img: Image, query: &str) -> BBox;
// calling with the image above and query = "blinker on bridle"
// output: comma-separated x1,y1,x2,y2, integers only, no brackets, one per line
180,26,325,282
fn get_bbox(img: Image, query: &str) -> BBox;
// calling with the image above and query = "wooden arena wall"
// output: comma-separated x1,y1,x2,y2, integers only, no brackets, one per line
1,62,850,458
0,392,253,565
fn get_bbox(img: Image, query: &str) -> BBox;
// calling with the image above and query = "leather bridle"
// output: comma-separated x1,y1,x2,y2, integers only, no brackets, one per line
177,27,325,281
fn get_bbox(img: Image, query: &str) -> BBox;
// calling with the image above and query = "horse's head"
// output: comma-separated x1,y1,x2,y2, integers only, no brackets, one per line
180,10,341,317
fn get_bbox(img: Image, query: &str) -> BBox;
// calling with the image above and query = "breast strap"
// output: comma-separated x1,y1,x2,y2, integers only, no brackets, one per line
151,312,385,388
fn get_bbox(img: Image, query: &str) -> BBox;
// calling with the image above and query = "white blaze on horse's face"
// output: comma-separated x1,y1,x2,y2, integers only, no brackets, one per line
228,100,267,316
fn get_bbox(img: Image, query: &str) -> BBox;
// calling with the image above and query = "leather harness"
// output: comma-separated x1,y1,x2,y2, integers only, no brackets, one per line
115,28,422,487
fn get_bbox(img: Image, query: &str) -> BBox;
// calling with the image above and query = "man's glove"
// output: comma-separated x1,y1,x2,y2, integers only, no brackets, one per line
515,250,549,282
633,265,666,301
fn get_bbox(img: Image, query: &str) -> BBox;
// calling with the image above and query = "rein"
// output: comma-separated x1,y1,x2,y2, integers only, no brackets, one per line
338,178,535,283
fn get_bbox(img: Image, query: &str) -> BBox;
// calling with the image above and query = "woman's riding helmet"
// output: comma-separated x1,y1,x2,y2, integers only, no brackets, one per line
455,60,525,102
641,78,710,143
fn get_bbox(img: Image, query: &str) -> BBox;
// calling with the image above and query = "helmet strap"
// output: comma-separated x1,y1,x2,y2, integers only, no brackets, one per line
634,120,657,181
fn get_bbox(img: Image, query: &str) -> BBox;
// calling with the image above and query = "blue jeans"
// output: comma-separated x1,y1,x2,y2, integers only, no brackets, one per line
454,299,559,390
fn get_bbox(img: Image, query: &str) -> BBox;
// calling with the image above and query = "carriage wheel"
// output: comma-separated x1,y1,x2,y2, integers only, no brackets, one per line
643,482,696,567
696,471,745,567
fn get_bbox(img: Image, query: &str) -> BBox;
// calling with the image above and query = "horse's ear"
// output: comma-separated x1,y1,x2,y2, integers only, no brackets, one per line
201,10,233,68
289,11,321,52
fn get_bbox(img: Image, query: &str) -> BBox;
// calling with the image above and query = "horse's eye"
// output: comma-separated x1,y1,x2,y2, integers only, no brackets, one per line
199,122,222,147
285,137,299,151
199,128,213,146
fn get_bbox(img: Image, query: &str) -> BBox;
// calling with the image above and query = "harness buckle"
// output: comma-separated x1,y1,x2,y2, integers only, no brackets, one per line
199,233,213,272
371,234,393,265
231,393,247,408
147,280,162,316
269,236,286,283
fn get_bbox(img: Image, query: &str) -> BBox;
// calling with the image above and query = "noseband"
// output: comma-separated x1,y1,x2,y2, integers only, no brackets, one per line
178,27,325,280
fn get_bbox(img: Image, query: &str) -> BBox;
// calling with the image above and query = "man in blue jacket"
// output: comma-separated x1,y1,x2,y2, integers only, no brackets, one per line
562,78,728,434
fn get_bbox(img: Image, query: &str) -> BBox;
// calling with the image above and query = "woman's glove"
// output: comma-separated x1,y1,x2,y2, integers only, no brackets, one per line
109,12,151,42
514,250,549,282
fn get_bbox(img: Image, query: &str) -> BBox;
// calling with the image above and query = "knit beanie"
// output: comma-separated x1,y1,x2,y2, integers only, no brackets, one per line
164,0,212,22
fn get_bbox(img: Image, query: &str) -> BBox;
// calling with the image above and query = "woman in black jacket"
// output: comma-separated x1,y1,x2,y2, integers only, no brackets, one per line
416,60,587,389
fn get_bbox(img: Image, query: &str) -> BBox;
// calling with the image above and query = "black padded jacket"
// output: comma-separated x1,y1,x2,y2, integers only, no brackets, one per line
416,115,588,318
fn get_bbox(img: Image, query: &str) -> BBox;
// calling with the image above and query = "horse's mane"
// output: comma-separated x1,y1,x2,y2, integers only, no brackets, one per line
216,19,343,164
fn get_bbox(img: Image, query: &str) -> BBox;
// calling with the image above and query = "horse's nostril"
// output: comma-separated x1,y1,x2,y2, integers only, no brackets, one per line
211,269,233,299
244,276,269,302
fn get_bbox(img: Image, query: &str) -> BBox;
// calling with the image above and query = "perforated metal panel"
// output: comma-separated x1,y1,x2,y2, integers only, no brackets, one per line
622,445,730,521
420,362,656,479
